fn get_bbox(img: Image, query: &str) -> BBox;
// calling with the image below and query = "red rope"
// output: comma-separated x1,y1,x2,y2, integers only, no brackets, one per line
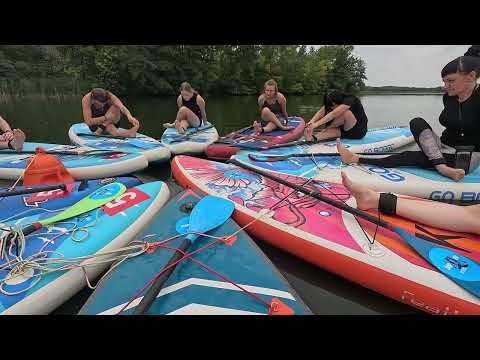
116,231,271,314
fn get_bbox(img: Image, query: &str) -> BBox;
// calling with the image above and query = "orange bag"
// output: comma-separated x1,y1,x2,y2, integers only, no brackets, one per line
22,147,75,186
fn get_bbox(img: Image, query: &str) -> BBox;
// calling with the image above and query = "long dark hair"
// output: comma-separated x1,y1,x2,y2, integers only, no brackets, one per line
323,89,349,112
441,45,480,78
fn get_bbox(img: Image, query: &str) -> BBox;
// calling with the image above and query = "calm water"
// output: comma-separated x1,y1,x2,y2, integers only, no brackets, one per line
1,94,446,315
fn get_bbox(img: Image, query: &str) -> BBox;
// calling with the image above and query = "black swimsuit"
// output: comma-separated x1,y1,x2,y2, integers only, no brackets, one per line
88,98,120,132
182,93,203,126
326,95,368,139
261,96,287,126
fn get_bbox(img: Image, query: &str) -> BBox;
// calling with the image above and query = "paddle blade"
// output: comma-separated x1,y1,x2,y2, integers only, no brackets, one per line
394,227,480,298
185,195,235,241
40,182,126,227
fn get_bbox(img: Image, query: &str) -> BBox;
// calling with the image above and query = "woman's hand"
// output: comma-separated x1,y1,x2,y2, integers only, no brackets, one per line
127,115,140,127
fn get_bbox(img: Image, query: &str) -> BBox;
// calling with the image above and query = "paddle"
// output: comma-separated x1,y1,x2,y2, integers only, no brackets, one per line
165,124,214,143
233,139,315,151
0,183,68,198
247,151,399,162
7,182,126,240
77,132,148,140
132,195,235,315
0,148,125,156
229,159,480,298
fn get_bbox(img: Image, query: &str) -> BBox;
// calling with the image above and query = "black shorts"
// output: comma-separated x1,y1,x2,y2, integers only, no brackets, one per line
88,121,120,133
340,120,367,139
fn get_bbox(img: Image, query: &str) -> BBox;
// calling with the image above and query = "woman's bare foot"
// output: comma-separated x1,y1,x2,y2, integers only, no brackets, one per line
435,164,465,182
163,122,176,129
336,138,359,164
253,121,262,135
10,129,26,151
304,126,314,141
175,121,186,135
341,171,379,210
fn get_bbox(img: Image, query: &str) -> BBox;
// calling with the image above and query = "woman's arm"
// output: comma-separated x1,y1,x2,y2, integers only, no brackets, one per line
311,104,350,127
177,95,183,109
278,93,288,120
110,93,139,126
0,115,12,133
308,107,326,126
257,94,265,110
197,95,207,122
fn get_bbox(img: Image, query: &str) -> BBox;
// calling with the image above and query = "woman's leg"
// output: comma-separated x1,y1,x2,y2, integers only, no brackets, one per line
410,118,465,181
253,108,293,134
341,172,480,234
305,110,358,142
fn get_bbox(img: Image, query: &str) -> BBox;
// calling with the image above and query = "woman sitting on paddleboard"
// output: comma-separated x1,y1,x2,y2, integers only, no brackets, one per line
81,88,140,138
342,171,480,235
337,45,480,182
252,79,294,135
163,82,208,135
0,114,26,151
304,89,368,142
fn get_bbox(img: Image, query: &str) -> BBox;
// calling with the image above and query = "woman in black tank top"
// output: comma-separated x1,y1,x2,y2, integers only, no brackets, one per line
81,88,141,138
337,46,480,182
163,82,208,135
252,79,293,135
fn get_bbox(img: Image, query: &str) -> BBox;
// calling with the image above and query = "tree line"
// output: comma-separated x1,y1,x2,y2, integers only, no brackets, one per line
0,45,367,98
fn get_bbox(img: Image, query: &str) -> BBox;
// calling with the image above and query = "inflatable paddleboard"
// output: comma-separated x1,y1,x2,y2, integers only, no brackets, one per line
205,116,305,161
172,155,480,314
161,121,219,155
69,123,171,164
0,177,142,223
233,151,479,202
0,181,170,314
79,190,310,315
0,143,148,180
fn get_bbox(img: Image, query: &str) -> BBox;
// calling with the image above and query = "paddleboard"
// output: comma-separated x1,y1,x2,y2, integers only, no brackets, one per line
79,190,310,315
161,122,219,155
0,177,142,223
233,151,479,202
172,155,480,314
69,123,171,164
0,143,148,180
205,116,305,161
0,181,170,314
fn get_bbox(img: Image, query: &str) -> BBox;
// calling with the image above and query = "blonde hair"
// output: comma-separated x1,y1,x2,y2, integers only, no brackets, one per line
264,79,278,94
180,82,195,93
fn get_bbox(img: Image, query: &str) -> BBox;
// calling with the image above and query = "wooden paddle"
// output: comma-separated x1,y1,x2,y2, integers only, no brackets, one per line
132,195,235,314
229,159,480,298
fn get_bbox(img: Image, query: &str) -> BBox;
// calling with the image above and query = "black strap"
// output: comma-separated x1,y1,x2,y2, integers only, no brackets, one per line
378,193,397,216
7,140,14,150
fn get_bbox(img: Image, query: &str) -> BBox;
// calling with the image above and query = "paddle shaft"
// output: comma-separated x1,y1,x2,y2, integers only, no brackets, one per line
0,149,123,156
248,151,400,162
230,159,391,230
0,184,67,198
133,238,191,315
167,124,214,142
77,132,149,140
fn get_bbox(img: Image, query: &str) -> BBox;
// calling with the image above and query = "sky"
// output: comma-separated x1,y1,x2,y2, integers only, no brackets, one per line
339,45,470,88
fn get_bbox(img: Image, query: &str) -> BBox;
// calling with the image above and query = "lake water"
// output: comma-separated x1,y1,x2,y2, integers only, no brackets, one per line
1,94,446,315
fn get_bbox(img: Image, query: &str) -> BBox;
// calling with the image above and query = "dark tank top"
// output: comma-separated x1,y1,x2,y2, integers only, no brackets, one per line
182,93,202,120
262,96,282,115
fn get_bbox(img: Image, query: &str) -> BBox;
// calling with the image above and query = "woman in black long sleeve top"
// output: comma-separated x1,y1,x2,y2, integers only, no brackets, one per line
337,46,480,182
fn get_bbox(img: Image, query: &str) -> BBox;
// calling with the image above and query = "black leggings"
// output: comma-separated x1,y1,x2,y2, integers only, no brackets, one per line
359,118,457,169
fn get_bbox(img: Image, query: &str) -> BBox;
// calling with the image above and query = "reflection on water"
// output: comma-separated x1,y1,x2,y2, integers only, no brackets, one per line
3,95,442,315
